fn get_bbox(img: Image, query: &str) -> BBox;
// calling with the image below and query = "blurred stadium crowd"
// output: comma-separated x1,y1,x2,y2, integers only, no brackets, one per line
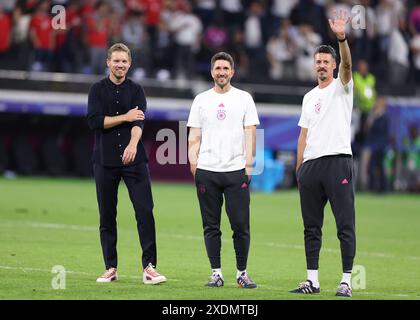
0,0,419,193
0,0,420,85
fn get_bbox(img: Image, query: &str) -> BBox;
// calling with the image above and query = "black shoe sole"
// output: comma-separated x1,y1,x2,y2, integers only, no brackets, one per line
335,293,352,297
205,283,224,287
238,285,257,289
289,289,321,294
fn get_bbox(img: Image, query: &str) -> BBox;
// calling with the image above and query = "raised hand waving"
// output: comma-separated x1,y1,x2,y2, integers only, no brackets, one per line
328,9,350,40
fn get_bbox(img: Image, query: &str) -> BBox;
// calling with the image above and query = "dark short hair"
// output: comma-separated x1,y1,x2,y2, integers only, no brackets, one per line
211,52,234,69
313,45,337,61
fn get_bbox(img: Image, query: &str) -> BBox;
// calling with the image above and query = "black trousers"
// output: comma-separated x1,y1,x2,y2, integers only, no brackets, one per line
297,155,356,272
369,148,387,192
195,168,251,271
93,162,157,270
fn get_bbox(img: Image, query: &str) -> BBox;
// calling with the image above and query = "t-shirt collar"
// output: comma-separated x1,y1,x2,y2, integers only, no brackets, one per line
106,76,128,88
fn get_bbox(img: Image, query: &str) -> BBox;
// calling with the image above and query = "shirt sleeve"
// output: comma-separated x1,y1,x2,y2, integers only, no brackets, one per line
244,92,260,126
87,83,105,130
187,96,201,128
298,95,309,128
132,120,145,130
131,83,147,130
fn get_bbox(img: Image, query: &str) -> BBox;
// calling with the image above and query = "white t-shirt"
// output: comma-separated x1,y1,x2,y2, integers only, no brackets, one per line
187,86,260,172
169,12,203,46
411,35,420,69
298,76,353,162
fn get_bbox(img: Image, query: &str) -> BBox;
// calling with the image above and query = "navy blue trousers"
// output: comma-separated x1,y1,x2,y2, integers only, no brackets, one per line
94,162,157,269
297,155,356,272
195,168,251,271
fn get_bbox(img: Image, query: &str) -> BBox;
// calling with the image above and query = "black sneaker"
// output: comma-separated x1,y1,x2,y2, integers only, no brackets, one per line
336,282,352,297
206,273,224,287
289,280,320,294
237,272,257,289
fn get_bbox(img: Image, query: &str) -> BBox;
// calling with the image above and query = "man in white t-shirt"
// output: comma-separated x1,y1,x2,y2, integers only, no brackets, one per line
187,52,260,288
290,10,355,298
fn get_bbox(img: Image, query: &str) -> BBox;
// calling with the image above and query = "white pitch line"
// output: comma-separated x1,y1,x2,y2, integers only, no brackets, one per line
254,283,420,299
0,221,97,232
164,234,408,260
1,220,419,261
0,265,418,299
407,256,420,261
0,265,135,279
262,241,395,258
27,222,97,232
0,265,178,281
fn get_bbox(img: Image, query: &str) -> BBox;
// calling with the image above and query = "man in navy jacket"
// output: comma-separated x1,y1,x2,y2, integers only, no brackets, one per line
87,43,166,285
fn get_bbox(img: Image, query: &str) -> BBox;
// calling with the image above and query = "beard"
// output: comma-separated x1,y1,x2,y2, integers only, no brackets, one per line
215,76,229,88
317,70,328,81
318,74,327,81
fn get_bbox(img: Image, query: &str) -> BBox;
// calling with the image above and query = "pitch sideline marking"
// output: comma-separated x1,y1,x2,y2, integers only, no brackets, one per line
0,265,179,282
0,265,418,299
1,220,420,261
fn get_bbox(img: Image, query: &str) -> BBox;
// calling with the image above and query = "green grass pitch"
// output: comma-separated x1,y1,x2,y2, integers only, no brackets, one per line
0,177,419,300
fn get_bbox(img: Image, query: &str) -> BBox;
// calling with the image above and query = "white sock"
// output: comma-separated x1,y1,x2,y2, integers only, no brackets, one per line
212,268,223,278
307,269,320,288
341,272,352,287
237,269,246,278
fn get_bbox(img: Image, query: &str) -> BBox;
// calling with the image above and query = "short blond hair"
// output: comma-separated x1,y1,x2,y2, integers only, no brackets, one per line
107,43,131,61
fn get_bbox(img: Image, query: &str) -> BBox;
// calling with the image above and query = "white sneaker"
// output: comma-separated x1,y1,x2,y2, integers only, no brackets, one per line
143,263,167,285
96,268,118,283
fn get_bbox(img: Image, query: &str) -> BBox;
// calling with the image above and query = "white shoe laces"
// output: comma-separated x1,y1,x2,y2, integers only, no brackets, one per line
338,283,352,293
298,281,311,289
101,268,116,278
211,273,221,280
238,272,253,284
145,264,160,277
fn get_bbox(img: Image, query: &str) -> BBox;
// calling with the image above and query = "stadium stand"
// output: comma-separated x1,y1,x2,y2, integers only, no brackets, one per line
0,0,419,192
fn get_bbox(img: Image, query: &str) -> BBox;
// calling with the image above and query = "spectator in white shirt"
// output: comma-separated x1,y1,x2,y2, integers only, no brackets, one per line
266,19,296,80
294,23,322,81
169,1,203,80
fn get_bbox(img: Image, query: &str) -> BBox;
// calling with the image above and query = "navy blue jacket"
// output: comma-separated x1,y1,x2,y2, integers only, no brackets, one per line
87,77,148,166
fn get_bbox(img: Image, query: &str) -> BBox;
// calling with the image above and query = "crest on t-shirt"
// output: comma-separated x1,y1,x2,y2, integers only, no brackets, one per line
218,103,225,108
217,109,226,120
314,99,321,114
